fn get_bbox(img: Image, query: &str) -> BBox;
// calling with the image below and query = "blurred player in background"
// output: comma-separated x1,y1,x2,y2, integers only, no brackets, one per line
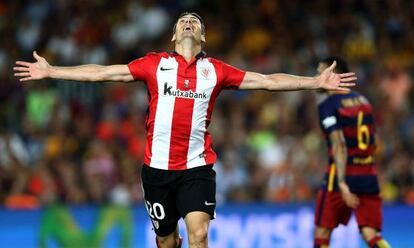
14,12,356,248
313,57,390,248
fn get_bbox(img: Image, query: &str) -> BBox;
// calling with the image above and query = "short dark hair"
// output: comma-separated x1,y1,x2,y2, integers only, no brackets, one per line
173,12,205,35
319,56,350,74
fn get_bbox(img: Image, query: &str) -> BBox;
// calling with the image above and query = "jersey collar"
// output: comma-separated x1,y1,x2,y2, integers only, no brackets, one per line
170,50,207,60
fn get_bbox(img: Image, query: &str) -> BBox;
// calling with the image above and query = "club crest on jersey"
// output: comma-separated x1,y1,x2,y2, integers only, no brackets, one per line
184,79,190,88
201,67,211,79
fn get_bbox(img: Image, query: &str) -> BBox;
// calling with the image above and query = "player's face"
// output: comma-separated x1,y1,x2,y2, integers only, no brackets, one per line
172,14,205,43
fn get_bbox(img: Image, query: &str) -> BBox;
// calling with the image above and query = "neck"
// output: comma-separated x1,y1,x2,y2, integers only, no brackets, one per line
175,38,202,63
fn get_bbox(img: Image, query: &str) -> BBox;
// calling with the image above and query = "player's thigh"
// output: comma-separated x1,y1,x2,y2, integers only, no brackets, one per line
176,166,216,220
184,211,211,236
314,190,352,229
355,194,383,231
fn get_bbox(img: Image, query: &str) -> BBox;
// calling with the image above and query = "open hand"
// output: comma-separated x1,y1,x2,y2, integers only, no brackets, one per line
316,61,357,92
14,51,51,82
339,182,360,208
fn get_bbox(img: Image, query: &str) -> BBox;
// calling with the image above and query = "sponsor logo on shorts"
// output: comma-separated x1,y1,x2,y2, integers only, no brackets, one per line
204,201,216,206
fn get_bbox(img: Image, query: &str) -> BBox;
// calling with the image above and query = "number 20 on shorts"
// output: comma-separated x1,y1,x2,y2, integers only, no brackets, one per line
145,201,166,220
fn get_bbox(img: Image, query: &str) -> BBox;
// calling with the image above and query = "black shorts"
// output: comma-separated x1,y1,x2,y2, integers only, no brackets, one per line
141,164,216,237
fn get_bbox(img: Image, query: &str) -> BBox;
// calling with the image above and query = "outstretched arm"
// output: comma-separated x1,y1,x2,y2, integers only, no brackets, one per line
14,51,134,83
329,130,360,208
239,61,356,92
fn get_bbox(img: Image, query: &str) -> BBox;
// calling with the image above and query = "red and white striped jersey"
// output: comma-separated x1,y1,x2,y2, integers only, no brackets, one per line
128,51,246,170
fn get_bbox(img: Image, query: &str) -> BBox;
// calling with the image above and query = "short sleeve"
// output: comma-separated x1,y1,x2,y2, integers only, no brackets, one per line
128,55,152,81
220,62,246,89
319,100,340,134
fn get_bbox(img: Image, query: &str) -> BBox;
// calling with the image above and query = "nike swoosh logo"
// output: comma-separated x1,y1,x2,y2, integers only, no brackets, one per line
204,201,216,206
160,67,173,71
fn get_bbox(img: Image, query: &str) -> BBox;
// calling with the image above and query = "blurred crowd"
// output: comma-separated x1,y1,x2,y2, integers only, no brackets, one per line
1,0,413,208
